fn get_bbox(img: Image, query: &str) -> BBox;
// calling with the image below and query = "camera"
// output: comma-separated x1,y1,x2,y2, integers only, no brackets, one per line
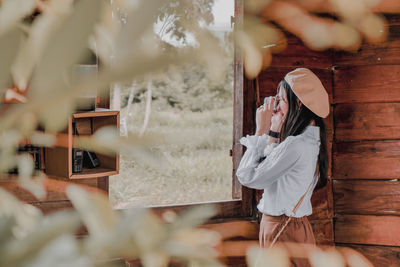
264,96,278,112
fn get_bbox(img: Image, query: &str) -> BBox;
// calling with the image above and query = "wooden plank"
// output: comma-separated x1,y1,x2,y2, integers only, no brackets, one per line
75,118,92,135
222,257,247,267
91,113,119,132
237,74,258,216
271,32,333,69
69,168,117,179
0,177,102,203
204,220,333,257
147,199,251,222
333,65,400,103
33,200,74,215
201,221,258,240
333,141,400,179
334,180,400,216
97,176,109,193
334,14,400,66
309,219,334,246
73,110,118,119
45,147,70,178
334,103,400,142
232,0,245,200
335,243,400,267
218,240,258,258
309,178,334,220
334,214,400,246
327,140,332,178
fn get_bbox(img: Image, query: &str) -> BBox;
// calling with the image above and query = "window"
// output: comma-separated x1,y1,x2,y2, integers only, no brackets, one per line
109,0,253,220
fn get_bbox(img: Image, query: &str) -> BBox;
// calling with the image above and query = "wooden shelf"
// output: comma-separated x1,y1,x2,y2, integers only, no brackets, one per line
45,109,120,179
70,167,118,179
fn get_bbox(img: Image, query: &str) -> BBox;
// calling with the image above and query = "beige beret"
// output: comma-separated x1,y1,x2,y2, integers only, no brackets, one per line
284,68,330,118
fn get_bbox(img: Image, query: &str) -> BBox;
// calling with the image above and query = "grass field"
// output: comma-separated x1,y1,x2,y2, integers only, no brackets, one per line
109,99,234,208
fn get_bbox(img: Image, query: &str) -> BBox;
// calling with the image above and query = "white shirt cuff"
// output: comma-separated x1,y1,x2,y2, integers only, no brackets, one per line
239,134,268,156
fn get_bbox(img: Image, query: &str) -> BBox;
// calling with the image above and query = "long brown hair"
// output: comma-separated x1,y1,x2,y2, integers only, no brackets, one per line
278,80,328,190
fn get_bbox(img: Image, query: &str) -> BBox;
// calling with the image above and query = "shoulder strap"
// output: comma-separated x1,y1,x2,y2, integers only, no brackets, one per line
269,174,316,248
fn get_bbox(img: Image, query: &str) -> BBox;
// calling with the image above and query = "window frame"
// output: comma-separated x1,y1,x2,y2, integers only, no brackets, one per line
106,0,257,222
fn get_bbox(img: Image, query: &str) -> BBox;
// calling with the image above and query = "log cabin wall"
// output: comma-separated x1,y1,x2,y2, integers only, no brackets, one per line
254,30,335,246
332,14,400,266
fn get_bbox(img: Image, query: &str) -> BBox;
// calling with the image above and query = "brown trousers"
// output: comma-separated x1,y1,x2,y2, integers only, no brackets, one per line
261,214,316,267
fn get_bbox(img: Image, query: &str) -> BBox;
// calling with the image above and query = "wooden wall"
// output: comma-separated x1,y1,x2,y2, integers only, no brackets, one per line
0,176,108,214
255,30,335,247
332,14,400,266
254,15,400,266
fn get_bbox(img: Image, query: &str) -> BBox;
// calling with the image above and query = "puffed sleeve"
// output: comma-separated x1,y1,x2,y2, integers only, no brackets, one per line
236,136,302,189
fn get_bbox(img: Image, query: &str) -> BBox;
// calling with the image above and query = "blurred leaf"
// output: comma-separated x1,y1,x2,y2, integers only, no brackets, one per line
75,126,166,169
132,211,165,253
17,153,34,178
302,21,334,50
332,22,361,50
329,0,367,22
24,234,90,267
172,204,217,230
83,208,146,260
0,129,22,150
113,0,160,63
245,0,272,15
88,208,146,259
38,97,75,133
17,164,46,200
11,0,74,91
0,129,22,173
243,17,284,69
235,30,263,79
336,247,374,267
0,189,42,240
141,251,169,267
0,27,22,93
0,152,17,174
0,216,15,247
167,228,220,260
66,185,117,237
247,246,290,267
29,0,102,98
0,0,35,36
17,111,38,135
30,131,56,147
165,239,218,262
359,13,387,42
0,211,81,266
244,17,281,50
310,248,346,267
195,30,227,83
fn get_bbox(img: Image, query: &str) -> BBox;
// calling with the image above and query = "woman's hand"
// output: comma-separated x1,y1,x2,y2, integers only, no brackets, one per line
255,97,274,136
270,111,285,133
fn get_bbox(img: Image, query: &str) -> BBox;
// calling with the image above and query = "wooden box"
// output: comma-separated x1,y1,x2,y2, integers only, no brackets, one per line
45,109,120,179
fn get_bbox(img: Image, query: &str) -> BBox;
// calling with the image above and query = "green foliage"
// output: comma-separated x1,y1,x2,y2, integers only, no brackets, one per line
157,0,215,44
122,62,233,112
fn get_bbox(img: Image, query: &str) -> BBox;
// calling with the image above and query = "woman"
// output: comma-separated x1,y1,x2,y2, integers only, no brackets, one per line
236,68,329,266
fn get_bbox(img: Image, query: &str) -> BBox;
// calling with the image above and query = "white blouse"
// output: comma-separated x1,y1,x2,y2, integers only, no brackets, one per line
236,125,320,218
